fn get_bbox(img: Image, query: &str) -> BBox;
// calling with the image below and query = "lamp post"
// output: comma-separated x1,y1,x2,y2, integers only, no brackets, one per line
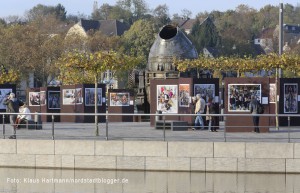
275,2,284,130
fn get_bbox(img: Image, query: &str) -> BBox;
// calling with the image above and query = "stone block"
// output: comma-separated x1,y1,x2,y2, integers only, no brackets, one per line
0,154,35,167
117,156,145,170
286,159,300,173
168,142,213,158
17,140,54,155
124,141,167,157
238,158,285,173
36,155,62,168
61,155,75,169
0,139,16,154
75,155,116,169
206,158,238,172
146,157,190,171
190,158,206,171
246,142,293,159
294,143,300,158
55,140,94,155
95,141,123,156
214,142,245,158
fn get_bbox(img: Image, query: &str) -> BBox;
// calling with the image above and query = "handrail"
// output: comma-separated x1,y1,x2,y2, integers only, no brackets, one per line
1,112,299,142
0,112,299,117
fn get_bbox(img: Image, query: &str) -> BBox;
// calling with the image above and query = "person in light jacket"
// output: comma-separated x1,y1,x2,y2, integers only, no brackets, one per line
194,94,206,130
15,103,32,129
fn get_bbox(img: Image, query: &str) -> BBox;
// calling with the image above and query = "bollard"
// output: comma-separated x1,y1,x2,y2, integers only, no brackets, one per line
163,115,166,141
2,115,5,139
156,110,162,121
288,116,290,143
105,114,108,140
51,115,54,140
224,116,227,142
34,111,42,130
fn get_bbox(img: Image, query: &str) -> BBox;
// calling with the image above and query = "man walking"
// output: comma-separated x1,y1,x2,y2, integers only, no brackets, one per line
3,92,21,139
194,94,206,130
249,95,260,133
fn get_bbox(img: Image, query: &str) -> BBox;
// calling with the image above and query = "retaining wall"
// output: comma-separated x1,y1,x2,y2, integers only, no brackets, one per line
0,139,299,173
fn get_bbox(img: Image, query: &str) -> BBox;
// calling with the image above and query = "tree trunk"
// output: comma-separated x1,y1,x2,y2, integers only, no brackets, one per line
275,68,279,130
95,74,99,136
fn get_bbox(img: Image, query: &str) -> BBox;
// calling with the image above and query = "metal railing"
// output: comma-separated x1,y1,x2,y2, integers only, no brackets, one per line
1,112,300,142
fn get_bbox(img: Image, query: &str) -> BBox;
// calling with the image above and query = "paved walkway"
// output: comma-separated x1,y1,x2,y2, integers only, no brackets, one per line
1,121,300,142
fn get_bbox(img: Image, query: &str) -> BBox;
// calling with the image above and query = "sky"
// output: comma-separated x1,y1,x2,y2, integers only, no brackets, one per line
1,0,299,18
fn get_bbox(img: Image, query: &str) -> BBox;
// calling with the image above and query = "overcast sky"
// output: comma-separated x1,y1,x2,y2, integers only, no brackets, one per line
1,0,299,18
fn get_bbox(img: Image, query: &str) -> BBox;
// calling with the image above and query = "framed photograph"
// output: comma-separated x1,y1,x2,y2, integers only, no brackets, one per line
40,91,46,106
110,92,130,106
179,84,190,107
228,84,261,112
157,85,178,113
284,83,298,113
48,91,60,109
0,89,12,110
85,88,102,106
194,84,215,102
29,92,40,106
269,84,276,103
62,88,83,105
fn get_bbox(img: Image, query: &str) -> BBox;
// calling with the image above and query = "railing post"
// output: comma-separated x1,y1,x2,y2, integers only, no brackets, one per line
288,116,291,143
224,115,227,142
105,114,108,140
51,115,55,140
163,115,166,141
2,114,5,139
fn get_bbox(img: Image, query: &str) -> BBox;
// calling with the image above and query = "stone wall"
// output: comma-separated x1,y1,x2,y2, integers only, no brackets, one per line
0,139,299,173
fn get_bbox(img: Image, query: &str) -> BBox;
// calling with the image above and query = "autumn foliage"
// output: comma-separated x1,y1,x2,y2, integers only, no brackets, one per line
174,53,300,76
56,50,142,85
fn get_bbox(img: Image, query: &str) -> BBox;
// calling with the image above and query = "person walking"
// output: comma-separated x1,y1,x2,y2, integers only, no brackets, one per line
249,95,260,133
206,97,218,132
194,94,206,130
2,92,21,139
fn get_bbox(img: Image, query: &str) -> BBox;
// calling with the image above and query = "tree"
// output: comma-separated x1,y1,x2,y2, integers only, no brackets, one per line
256,5,278,29
87,31,121,53
121,19,158,68
116,0,149,22
174,53,300,77
25,4,67,21
189,17,221,54
108,5,133,24
0,18,65,87
56,50,142,135
152,4,170,27
93,3,113,20
181,9,192,19
0,18,6,27
0,65,19,84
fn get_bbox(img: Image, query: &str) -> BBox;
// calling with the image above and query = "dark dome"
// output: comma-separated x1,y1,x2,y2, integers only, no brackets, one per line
147,25,198,72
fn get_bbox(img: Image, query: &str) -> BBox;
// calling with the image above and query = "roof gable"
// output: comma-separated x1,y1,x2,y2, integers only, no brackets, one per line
179,19,197,30
78,19,129,36
80,19,100,31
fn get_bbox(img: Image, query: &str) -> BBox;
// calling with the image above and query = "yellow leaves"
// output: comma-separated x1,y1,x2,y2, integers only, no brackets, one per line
173,53,300,76
56,50,142,85
0,69,19,84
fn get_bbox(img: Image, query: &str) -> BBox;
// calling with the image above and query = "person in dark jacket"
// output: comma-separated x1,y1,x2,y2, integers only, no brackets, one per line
3,93,21,139
249,95,260,133
206,97,218,132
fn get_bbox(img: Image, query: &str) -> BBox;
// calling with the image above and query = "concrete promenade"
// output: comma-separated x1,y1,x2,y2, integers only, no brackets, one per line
1,121,300,142
0,121,300,173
